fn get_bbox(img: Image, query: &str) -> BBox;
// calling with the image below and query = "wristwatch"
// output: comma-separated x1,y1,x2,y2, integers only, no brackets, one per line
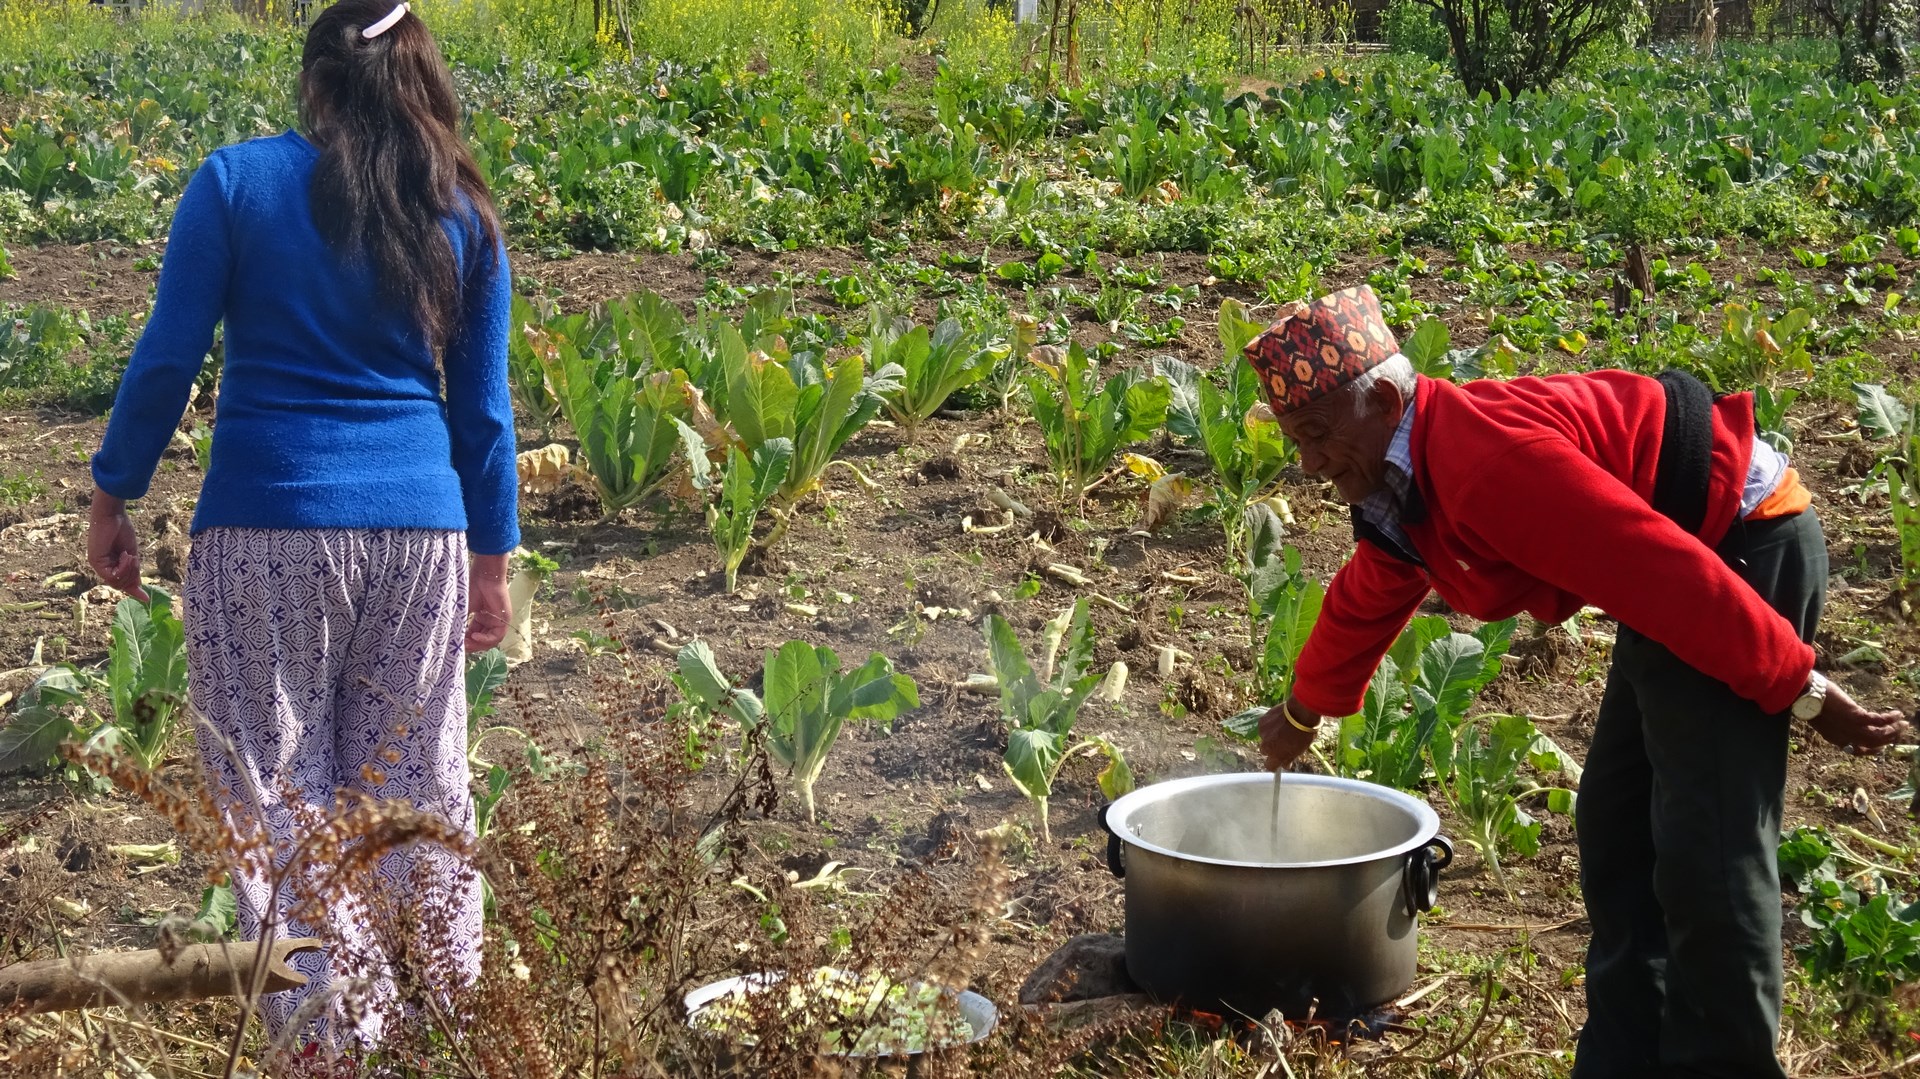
1790,671,1830,721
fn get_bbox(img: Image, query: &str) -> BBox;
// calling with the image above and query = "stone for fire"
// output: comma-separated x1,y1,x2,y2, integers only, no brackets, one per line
1018,933,1138,1005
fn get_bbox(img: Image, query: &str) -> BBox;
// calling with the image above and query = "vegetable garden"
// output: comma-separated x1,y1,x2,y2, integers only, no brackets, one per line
5,0,1920,1074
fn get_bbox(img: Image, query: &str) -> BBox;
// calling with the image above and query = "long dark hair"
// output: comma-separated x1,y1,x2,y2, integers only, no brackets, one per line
300,0,500,352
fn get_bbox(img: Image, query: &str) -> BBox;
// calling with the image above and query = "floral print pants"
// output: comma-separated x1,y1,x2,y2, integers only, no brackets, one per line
184,527,480,1048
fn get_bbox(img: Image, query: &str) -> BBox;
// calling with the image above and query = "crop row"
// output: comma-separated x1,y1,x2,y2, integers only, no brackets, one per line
6,27,1920,248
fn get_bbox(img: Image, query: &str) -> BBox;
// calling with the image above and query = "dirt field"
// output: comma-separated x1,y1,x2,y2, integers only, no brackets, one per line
2,238,1916,1067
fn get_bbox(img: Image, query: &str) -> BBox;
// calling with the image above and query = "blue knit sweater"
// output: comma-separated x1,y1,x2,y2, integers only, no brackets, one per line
92,131,520,555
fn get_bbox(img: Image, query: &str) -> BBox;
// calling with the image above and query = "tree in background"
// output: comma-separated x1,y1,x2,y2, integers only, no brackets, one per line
1810,0,1914,82
1410,0,1647,96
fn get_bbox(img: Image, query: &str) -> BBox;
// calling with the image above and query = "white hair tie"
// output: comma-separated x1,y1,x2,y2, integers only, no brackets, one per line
362,2,409,39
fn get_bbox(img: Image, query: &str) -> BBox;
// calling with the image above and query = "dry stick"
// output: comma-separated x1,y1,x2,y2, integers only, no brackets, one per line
96,998,203,1079
1481,1047,1561,1070
1391,975,1451,1009
1505,968,1579,1045
67,1003,217,1079
1397,973,1500,1067
1795,1051,1920,1079
1079,461,1131,497
415,975,487,1079
90,1010,230,1054
1431,916,1581,933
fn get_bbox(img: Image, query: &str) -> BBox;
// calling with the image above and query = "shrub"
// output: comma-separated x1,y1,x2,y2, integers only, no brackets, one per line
1382,0,1451,60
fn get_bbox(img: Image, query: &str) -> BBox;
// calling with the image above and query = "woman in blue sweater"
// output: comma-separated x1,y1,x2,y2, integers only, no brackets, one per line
85,0,516,1056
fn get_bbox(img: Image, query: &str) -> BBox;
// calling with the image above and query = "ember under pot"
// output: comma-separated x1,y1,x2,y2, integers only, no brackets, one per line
1099,772,1452,1019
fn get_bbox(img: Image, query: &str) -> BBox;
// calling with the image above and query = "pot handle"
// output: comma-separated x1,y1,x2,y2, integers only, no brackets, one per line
1403,835,1454,917
1097,803,1125,879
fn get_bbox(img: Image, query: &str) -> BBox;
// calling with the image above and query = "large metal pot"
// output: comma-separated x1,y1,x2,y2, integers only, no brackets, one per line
1099,772,1452,1020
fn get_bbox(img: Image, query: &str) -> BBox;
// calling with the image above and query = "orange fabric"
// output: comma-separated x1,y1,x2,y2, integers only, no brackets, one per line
1745,466,1811,521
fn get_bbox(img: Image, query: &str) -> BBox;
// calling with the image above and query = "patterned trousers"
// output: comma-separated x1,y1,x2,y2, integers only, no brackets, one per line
184,528,480,1048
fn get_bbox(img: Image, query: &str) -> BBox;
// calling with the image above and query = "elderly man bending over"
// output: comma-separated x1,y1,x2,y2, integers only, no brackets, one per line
1248,285,1909,1079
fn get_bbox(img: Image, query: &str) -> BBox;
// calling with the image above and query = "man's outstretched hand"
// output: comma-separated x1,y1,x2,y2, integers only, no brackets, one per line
1259,695,1322,771
1810,682,1910,755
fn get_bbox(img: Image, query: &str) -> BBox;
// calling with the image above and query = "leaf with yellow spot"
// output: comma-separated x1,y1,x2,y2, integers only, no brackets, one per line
1123,452,1168,482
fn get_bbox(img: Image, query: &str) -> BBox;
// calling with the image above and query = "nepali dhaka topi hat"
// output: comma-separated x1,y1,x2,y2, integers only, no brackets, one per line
1242,284,1400,414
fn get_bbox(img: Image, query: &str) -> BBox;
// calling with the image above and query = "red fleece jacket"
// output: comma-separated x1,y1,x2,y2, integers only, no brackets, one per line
1293,371,1817,719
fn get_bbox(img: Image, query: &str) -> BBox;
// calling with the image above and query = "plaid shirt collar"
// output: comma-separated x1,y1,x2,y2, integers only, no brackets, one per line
1355,394,1418,539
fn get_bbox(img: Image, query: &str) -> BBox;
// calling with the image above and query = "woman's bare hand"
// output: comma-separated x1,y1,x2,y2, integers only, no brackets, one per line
86,489,147,601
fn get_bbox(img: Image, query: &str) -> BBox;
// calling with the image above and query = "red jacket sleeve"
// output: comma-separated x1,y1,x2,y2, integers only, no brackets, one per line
1293,539,1430,716
1452,435,1814,713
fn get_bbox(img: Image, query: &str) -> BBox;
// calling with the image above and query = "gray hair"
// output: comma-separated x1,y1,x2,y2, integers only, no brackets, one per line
1344,353,1417,418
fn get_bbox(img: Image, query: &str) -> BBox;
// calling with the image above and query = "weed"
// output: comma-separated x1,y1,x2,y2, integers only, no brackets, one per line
0,468,45,505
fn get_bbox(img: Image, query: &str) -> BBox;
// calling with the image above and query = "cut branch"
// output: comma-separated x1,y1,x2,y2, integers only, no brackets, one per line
0,938,321,1014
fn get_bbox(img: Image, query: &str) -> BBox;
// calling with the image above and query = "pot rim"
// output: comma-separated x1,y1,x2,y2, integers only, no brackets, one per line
1105,772,1440,870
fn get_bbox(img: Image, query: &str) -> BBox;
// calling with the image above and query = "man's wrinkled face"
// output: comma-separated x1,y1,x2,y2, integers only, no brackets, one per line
1276,380,1407,505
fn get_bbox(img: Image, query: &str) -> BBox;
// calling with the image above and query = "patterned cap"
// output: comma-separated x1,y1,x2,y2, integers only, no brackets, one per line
1242,285,1400,414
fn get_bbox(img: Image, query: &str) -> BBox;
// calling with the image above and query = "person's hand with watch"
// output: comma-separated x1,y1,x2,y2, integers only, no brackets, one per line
1794,670,1909,754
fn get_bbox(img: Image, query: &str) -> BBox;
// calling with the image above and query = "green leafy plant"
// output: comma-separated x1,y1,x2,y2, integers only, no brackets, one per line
680,422,795,592
1085,276,1144,330
983,599,1133,843
674,639,918,822
1754,384,1801,453
1094,110,1177,202
1778,826,1920,1027
190,879,238,943
1714,303,1813,392
1158,299,1299,559
92,588,188,770
467,647,511,729
187,422,213,474
724,342,897,508
669,638,764,770
1854,382,1920,593
0,589,187,776
1431,712,1574,894
0,667,92,776
505,293,565,434
464,647,550,839
1026,343,1169,506
541,299,694,520
1225,506,1324,741
868,312,1005,430
1337,616,1516,791
1396,316,1520,382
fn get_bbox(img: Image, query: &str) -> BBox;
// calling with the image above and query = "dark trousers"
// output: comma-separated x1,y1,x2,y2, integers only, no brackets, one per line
1572,511,1827,1079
